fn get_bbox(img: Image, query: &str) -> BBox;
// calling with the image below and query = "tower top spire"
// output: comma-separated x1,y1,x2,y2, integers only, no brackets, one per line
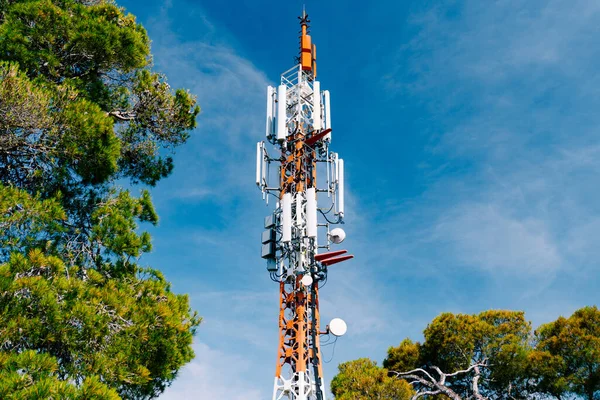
299,6,310,32
298,8,316,77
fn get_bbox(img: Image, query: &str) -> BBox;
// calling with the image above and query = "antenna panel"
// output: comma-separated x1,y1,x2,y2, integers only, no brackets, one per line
255,142,268,189
306,187,317,238
313,81,322,131
276,85,287,141
296,192,304,227
255,142,262,186
323,90,332,141
282,193,292,242
266,86,275,138
338,158,345,218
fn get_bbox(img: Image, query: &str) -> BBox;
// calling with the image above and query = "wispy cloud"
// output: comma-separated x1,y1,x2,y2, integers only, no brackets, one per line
434,204,561,274
354,0,600,323
143,4,271,204
161,341,263,400
133,4,278,398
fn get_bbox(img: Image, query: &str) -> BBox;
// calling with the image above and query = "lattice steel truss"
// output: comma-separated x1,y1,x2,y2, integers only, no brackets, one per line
256,12,352,400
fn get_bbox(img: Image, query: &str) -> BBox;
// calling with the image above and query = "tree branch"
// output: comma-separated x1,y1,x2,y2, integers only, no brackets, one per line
392,360,489,400
108,110,136,121
412,389,441,400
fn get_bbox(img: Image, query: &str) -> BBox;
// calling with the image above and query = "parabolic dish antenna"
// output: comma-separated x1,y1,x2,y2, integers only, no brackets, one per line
301,275,313,286
330,228,346,244
329,318,347,337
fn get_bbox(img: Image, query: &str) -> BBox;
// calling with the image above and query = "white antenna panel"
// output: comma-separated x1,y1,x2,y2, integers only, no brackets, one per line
266,86,275,138
323,90,331,141
282,193,292,242
255,142,262,186
276,85,287,141
334,153,339,183
261,146,267,187
313,81,322,131
306,187,317,238
338,158,345,218
296,192,303,226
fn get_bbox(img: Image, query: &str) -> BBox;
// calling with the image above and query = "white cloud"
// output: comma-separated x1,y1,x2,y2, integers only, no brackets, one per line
370,0,600,281
133,5,278,399
434,204,561,275
161,342,263,400
385,0,600,93
142,5,271,203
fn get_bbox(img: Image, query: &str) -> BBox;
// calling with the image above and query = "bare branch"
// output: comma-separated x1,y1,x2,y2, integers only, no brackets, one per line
107,110,136,121
445,361,487,378
392,361,490,400
412,389,441,400
393,368,437,384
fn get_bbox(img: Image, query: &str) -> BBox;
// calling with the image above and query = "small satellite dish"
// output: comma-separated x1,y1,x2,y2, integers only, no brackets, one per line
330,228,346,244
329,318,347,337
301,275,313,287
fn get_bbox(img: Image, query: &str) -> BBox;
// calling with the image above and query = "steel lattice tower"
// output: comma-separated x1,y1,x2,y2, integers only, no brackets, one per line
256,10,353,400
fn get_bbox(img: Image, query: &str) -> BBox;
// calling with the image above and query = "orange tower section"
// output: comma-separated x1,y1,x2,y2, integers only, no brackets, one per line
257,9,353,400
272,12,323,400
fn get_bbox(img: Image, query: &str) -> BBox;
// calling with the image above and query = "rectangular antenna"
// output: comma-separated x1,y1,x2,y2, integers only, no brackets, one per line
338,159,345,218
282,193,292,242
313,81,322,131
261,145,267,187
296,193,303,227
266,86,275,138
323,90,331,141
306,188,317,238
334,153,339,183
255,142,262,187
276,85,287,141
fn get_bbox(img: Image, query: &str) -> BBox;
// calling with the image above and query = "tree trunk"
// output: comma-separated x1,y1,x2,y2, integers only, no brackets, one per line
472,365,486,400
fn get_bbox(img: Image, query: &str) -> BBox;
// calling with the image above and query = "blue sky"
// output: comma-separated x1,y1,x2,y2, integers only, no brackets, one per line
115,0,600,398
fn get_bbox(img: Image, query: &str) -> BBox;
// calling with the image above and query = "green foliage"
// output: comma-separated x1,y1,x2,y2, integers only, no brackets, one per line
418,310,532,397
0,204,201,398
339,308,600,400
527,348,568,398
0,351,120,399
0,0,148,80
533,306,600,400
372,311,532,399
0,61,51,130
0,183,65,258
117,69,199,185
91,189,157,259
0,0,200,200
331,358,413,400
59,97,121,185
0,0,201,398
383,338,420,373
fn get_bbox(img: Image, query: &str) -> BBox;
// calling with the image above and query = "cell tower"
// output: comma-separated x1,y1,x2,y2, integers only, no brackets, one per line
256,10,353,400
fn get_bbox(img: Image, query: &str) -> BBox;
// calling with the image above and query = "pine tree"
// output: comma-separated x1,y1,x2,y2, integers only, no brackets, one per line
0,0,201,398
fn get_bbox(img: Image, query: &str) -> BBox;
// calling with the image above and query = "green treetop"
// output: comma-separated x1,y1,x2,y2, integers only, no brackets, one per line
0,0,201,398
383,310,532,399
331,358,414,400
0,0,199,212
532,306,600,400
334,308,600,400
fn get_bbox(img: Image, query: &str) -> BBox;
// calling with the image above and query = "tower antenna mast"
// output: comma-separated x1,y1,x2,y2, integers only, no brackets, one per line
256,9,353,400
